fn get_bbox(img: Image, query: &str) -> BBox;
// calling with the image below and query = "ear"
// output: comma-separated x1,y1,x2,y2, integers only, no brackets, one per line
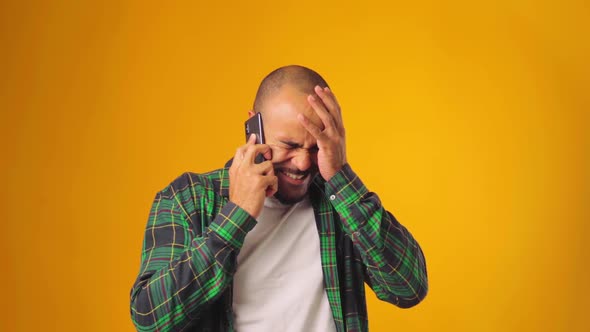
248,110,256,118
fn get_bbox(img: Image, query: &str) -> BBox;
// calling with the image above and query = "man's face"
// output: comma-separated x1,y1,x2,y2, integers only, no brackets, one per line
255,84,324,204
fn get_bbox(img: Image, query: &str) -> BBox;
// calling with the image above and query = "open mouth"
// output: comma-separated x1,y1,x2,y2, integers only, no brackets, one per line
279,170,309,184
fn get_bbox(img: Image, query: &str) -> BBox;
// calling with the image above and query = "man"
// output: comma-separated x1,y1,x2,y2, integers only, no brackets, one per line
130,65,428,332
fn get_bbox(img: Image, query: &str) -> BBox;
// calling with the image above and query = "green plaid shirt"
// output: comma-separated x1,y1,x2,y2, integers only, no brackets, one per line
130,162,428,332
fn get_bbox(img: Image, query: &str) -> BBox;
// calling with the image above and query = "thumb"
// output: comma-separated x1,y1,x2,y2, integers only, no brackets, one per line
247,133,257,145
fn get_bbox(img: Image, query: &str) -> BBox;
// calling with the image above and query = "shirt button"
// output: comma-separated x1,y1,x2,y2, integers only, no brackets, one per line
329,195,336,201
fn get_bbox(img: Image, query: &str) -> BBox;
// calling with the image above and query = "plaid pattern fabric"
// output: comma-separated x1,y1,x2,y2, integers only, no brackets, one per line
130,162,428,332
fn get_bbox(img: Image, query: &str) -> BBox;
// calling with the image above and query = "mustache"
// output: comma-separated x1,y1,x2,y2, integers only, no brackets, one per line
274,167,313,176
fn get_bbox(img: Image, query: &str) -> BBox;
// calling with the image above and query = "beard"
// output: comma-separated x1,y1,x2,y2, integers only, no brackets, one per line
272,165,317,205
274,189,307,205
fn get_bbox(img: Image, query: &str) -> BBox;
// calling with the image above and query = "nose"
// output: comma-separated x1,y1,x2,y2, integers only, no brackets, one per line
291,148,312,171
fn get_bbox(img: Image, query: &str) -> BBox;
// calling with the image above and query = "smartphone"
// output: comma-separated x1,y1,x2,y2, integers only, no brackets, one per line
244,112,266,163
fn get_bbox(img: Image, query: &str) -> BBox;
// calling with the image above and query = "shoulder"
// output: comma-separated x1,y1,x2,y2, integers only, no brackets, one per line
151,168,228,224
158,168,227,200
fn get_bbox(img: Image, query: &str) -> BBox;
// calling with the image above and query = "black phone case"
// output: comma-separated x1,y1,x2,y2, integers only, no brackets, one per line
244,113,266,163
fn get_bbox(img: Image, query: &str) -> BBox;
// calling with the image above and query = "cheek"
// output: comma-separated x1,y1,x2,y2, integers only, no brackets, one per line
270,149,290,165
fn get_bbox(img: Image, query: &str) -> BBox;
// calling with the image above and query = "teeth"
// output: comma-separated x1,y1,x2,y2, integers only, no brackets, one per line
283,171,304,180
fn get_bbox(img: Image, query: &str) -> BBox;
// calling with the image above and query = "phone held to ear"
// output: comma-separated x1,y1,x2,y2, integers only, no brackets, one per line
244,112,266,163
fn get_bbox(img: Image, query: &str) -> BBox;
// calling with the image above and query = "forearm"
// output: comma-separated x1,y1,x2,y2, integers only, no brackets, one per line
325,164,428,308
130,198,256,331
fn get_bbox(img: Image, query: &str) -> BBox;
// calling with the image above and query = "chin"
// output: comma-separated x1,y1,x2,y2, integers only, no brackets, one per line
273,189,307,205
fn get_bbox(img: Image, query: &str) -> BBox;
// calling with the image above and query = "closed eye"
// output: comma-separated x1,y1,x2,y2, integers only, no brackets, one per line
278,140,319,154
280,141,301,149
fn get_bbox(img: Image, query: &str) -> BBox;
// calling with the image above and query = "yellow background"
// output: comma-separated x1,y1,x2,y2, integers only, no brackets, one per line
1,0,588,331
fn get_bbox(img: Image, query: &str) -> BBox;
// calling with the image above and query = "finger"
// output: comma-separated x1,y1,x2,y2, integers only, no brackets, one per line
233,146,246,165
243,143,273,164
247,133,257,145
261,145,273,161
297,113,323,139
314,85,340,116
237,134,256,160
265,175,278,197
254,160,274,175
316,86,344,129
307,94,336,130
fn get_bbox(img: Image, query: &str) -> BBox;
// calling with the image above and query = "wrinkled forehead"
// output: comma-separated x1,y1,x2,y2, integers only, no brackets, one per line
260,84,324,132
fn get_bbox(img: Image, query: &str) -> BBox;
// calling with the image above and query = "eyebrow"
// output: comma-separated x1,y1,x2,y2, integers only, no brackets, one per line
279,140,319,151
279,140,303,149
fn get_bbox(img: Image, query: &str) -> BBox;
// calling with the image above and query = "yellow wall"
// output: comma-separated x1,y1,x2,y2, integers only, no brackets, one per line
1,1,588,331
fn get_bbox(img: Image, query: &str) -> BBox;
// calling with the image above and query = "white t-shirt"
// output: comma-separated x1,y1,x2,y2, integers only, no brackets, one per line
232,196,337,332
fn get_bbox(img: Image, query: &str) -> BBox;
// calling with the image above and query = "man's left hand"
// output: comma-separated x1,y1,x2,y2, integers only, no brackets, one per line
298,85,347,181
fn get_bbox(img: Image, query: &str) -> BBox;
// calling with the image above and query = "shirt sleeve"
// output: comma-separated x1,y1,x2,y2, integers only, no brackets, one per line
324,164,428,308
129,185,257,331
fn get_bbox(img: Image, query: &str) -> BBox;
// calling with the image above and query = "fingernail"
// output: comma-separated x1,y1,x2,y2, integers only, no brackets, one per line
309,95,315,101
325,86,330,91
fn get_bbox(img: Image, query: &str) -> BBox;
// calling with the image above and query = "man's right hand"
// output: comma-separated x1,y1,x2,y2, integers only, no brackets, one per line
229,134,278,219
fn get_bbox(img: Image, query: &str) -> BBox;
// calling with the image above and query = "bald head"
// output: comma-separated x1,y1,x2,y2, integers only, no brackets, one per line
253,65,329,113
